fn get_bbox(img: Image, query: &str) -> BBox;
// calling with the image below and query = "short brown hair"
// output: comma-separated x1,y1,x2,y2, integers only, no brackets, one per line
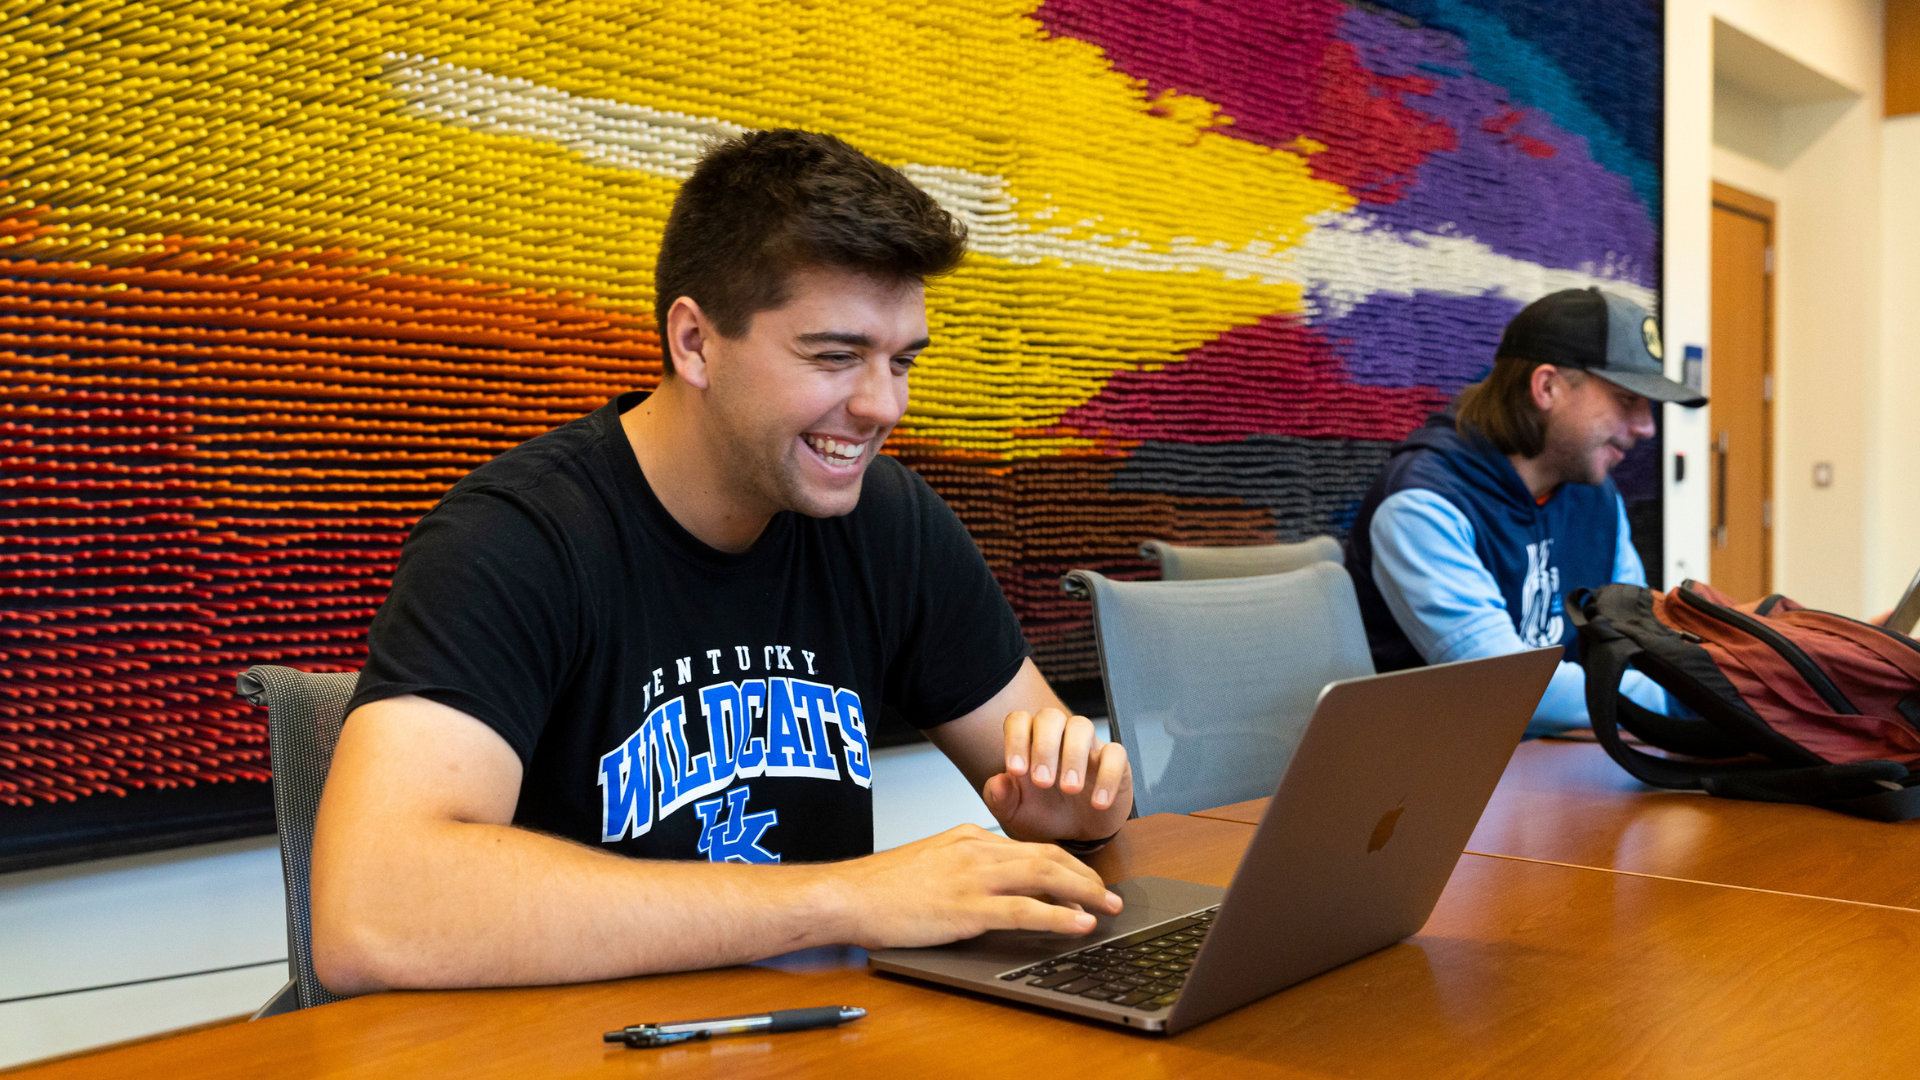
1455,358,1586,458
653,129,968,373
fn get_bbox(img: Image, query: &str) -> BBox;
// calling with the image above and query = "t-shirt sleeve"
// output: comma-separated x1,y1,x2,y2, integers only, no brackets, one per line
881,467,1031,728
347,490,579,764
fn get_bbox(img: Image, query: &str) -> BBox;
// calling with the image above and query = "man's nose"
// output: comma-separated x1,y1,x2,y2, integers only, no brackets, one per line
847,355,907,427
1627,395,1656,439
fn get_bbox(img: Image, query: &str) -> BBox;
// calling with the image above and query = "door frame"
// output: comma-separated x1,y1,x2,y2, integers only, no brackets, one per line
1709,181,1776,595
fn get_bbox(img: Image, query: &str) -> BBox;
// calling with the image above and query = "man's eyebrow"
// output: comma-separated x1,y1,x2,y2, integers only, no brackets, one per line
796,331,932,353
796,331,871,348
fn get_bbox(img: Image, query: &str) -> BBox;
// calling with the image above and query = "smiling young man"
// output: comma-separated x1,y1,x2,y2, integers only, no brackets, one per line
1344,288,1708,731
309,130,1133,994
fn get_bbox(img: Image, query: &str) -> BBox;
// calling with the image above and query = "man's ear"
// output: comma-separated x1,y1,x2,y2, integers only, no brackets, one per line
666,295,717,390
1528,363,1561,413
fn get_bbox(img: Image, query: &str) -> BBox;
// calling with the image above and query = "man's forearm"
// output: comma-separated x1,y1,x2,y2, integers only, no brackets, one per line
313,821,845,994
310,693,1122,995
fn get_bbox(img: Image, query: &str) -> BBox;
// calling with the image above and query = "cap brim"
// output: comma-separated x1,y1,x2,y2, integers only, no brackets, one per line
1591,368,1707,408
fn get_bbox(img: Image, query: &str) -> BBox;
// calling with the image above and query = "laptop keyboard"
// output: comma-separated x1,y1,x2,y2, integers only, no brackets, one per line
997,907,1218,1011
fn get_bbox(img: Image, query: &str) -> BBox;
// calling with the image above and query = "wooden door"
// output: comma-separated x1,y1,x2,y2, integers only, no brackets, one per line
1709,183,1774,602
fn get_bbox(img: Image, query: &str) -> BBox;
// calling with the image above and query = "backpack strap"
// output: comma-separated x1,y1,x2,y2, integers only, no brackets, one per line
1704,768,1920,822
1571,590,1919,819
1575,608,1735,789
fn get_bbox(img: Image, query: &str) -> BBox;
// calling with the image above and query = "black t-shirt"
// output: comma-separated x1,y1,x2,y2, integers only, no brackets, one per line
349,392,1029,864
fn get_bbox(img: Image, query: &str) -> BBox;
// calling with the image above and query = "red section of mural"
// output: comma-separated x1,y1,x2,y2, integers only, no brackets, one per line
1051,313,1447,443
1482,109,1558,159
0,235,658,805
1306,42,1457,203
1035,0,1340,142
1034,0,1456,203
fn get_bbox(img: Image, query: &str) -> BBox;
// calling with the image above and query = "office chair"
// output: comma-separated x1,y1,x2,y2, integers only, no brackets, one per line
1062,561,1373,817
237,665,359,1017
1138,535,1343,581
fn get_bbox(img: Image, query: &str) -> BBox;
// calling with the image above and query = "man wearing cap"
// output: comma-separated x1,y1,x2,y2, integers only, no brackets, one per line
1344,287,1708,730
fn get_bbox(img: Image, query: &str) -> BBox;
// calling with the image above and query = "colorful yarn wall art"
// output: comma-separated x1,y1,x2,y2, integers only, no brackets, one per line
0,0,1660,855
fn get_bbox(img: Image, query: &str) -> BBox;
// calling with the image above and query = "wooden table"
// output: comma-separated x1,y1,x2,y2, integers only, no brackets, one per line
1193,738,1920,910
15,811,1920,1080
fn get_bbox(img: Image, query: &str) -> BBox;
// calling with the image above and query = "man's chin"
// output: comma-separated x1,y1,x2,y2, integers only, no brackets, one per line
786,476,867,518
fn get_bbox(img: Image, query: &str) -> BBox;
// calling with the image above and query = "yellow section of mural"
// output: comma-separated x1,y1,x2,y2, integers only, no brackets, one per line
0,0,1349,455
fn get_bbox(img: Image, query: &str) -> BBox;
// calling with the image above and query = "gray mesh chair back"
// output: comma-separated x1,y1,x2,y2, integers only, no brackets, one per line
237,665,359,1012
1140,535,1342,581
1063,561,1373,816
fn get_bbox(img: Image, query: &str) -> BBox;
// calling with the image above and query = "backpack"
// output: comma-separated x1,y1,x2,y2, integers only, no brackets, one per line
1569,579,1920,821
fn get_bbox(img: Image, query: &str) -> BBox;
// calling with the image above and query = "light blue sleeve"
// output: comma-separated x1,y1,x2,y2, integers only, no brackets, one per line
1612,494,1649,587
1369,490,1680,729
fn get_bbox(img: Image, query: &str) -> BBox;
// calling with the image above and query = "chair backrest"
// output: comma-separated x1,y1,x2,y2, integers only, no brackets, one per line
1063,561,1373,816
237,665,359,1011
1140,535,1343,581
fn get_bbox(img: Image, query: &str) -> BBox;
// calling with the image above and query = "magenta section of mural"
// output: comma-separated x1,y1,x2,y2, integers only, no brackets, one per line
1034,0,1458,204
1055,314,1449,443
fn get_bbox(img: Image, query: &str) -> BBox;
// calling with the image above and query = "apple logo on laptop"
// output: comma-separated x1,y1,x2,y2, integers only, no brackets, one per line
1368,802,1406,854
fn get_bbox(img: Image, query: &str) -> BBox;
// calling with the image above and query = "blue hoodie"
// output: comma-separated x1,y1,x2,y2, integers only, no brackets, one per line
1344,411,1678,729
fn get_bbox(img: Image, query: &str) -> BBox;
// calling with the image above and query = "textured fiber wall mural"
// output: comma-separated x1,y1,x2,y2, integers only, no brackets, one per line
0,0,1661,865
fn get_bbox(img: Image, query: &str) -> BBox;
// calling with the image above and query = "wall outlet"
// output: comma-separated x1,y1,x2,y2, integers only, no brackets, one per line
1813,461,1835,488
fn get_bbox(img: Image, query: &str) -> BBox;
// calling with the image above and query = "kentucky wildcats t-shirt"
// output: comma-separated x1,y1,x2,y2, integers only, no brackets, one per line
349,392,1029,864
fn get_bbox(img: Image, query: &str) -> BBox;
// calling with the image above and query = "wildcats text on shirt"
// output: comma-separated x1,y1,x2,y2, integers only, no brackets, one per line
596,644,874,847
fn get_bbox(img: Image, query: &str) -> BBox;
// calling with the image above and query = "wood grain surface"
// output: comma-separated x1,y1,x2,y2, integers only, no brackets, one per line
14,809,1920,1080
1195,739,1920,910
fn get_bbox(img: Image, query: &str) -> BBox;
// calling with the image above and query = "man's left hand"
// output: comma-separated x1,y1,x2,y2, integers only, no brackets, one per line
983,707,1132,845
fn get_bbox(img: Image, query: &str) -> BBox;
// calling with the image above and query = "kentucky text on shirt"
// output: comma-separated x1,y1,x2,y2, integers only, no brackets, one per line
596,649,873,845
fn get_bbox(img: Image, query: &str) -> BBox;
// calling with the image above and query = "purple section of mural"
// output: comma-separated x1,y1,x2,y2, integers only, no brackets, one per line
1336,7,1657,287
1312,290,1524,391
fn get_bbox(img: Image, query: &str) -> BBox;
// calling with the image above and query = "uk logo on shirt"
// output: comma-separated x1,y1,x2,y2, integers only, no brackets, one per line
1519,540,1564,647
694,785,780,864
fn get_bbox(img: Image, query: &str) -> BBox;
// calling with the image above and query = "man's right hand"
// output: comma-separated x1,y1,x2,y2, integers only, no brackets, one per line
826,824,1123,950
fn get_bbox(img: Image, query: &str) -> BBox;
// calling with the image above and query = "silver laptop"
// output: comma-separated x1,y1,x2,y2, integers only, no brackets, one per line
869,647,1559,1035
1890,565,1920,636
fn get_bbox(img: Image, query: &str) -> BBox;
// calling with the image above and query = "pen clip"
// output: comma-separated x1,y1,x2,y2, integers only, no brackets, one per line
606,1025,712,1049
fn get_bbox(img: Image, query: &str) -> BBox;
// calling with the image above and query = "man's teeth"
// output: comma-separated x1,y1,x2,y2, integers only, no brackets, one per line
806,435,864,461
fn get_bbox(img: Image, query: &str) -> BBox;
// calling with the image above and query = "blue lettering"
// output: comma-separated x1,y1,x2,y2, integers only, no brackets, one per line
597,724,654,843
735,679,767,777
698,682,743,781
649,698,687,808
618,675,870,841
765,678,840,779
764,678,807,771
658,695,732,819
694,785,781,864
637,699,683,807
664,696,712,793
789,680,842,773
834,688,874,789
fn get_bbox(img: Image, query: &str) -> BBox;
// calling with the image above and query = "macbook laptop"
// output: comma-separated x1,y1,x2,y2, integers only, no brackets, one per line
1890,564,1920,636
868,647,1560,1035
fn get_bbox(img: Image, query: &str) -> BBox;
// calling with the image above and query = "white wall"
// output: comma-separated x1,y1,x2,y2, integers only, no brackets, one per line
1877,115,1920,612
0,837,289,1069
1667,4,1717,590
1670,0,1895,615
1715,0,1885,77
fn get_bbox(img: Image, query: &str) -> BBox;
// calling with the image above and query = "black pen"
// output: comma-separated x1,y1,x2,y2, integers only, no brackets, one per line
604,1005,866,1048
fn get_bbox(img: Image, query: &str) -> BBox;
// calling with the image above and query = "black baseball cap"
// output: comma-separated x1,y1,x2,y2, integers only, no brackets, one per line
1494,288,1707,407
